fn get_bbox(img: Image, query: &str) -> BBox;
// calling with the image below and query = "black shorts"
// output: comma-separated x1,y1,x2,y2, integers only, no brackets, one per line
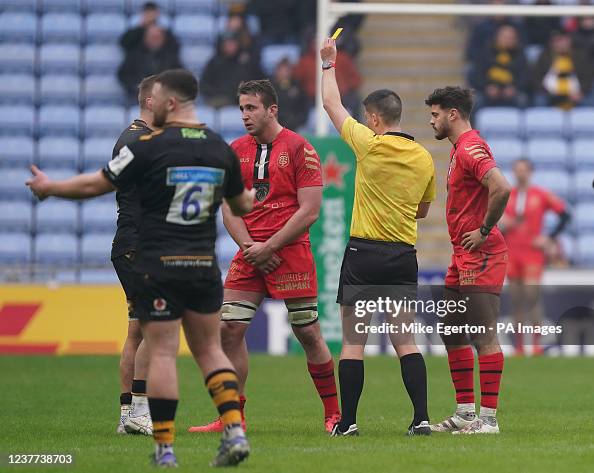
337,237,418,306
112,253,137,320
133,272,223,321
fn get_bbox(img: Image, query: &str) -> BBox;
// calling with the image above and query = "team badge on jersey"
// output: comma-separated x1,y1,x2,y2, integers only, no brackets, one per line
153,298,167,311
278,152,290,168
253,182,270,202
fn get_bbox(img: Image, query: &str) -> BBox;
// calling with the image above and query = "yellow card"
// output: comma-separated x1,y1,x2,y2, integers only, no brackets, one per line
331,28,343,40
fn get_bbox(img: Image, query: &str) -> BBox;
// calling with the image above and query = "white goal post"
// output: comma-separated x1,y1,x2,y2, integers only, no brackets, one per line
315,1,594,136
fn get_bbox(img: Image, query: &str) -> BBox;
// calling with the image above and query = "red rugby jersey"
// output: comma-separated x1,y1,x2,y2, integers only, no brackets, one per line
231,128,322,243
504,186,565,250
446,129,507,255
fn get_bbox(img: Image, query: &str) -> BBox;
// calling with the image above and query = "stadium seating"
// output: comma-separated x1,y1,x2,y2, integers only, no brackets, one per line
40,74,81,104
0,136,35,166
488,137,523,168
39,43,81,74
0,13,37,42
85,14,127,43
83,44,122,75
83,74,125,105
175,0,218,14
0,105,35,135
532,169,571,200
575,203,594,232
475,107,523,137
83,105,126,137
0,232,31,264
526,138,570,169
0,73,36,104
81,200,117,232
219,105,245,136
172,15,216,44
81,232,114,264
85,0,126,14
199,105,217,129
38,136,80,169
34,232,78,264
0,168,34,200
0,0,37,11
35,200,79,233
129,0,171,13
573,171,593,200
38,105,81,137
576,234,594,265
0,43,35,73
572,139,594,169
39,0,82,13
0,201,32,232
261,44,301,75
181,44,213,76
568,108,594,137
83,136,116,167
41,13,82,43
524,107,566,137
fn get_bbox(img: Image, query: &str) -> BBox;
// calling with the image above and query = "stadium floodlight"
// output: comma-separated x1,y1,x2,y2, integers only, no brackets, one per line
315,1,594,136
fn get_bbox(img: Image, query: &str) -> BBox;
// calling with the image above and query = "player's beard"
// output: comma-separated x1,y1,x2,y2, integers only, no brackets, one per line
433,122,449,140
153,106,168,128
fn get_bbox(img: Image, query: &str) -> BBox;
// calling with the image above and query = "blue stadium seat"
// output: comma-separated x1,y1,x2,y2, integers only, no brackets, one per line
0,105,35,135
524,107,566,137
172,15,216,44
0,73,36,104
0,44,35,73
216,233,238,269
0,136,34,166
199,105,217,128
83,75,125,105
41,13,82,43
85,14,127,43
83,105,126,137
39,43,81,74
475,107,523,137
38,137,80,168
219,105,244,135
526,138,570,168
39,0,82,13
0,168,34,199
40,74,81,104
573,171,593,200
558,234,575,262
0,13,37,42
34,232,78,264
0,232,31,264
575,202,594,232
83,136,114,167
81,200,117,232
572,139,594,169
0,0,37,11
80,269,119,283
261,44,300,75
81,232,113,264
0,201,32,232
35,200,79,233
576,234,594,265
532,169,571,200
487,137,523,168
85,0,126,14
181,44,214,76
174,0,217,14
126,106,139,124
83,44,123,74
38,105,81,136
568,108,594,138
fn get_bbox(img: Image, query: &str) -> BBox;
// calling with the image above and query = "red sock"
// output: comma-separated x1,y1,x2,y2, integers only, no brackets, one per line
448,347,475,404
307,360,340,417
479,352,504,409
239,395,246,420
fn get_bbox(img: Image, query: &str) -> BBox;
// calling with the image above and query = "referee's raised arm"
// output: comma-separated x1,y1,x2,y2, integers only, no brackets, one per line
320,38,351,133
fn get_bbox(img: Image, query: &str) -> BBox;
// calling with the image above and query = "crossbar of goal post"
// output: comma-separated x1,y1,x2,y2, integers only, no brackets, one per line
315,1,594,136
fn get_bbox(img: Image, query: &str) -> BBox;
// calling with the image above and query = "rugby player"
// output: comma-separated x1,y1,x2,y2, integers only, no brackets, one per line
27,69,254,467
501,158,570,356
190,79,341,434
321,37,436,437
425,86,511,434
112,75,155,436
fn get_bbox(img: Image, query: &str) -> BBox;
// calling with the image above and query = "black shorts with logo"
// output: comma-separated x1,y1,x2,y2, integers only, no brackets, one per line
337,237,418,306
133,271,223,321
112,252,137,320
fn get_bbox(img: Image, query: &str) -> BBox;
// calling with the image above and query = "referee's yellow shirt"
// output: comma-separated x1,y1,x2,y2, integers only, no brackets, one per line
341,117,436,245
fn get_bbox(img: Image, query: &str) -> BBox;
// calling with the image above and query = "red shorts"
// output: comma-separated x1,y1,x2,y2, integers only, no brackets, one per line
224,242,318,299
506,250,544,281
445,251,508,294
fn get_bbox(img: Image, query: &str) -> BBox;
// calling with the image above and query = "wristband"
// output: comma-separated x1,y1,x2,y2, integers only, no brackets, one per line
322,60,335,70
480,225,492,237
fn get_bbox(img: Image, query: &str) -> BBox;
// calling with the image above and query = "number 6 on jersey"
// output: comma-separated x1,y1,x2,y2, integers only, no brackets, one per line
166,166,225,225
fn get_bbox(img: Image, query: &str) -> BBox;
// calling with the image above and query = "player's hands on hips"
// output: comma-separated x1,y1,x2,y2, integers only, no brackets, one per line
243,241,275,266
26,165,51,201
320,38,337,62
461,228,487,252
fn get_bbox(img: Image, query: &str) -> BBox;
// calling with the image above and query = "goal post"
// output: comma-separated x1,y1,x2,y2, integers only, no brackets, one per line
315,1,594,136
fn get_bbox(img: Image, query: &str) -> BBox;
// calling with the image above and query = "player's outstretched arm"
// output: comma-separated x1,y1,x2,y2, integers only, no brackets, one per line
225,187,255,217
320,38,351,133
26,165,115,201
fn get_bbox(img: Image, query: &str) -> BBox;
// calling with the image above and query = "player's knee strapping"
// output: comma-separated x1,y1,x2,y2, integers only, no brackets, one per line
205,369,242,426
221,301,258,324
286,301,318,326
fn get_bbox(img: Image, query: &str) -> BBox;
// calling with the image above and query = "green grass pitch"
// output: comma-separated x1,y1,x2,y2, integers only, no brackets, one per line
1,355,593,472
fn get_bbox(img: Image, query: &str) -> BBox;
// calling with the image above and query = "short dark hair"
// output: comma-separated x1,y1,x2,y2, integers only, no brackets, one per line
425,86,474,120
362,89,402,125
237,79,278,108
143,2,158,11
137,74,157,110
514,157,534,170
155,69,198,102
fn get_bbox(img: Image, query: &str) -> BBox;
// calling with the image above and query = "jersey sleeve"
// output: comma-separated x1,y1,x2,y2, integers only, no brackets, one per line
224,144,245,199
102,142,146,189
421,166,437,202
340,116,374,161
294,140,323,189
545,190,566,214
460,143,497,182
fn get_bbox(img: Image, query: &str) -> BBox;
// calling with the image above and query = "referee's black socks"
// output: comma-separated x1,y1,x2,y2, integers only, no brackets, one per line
400,352,429,424
338,359,364,430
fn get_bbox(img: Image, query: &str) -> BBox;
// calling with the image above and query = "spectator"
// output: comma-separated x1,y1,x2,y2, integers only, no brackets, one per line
293,37,362,119
470,24,529,107
225,13,261,66
117,24,182,103
200,32,265,108
119,2,179,54
247,0,301,44
271,58,308,131
524,0,562,47
533,30,593,109
572,16,594,61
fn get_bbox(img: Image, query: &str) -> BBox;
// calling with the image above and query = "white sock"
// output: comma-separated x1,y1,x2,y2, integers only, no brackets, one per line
132,395,149,416
479,406,497,419
224,424,244,441
456,403,476,417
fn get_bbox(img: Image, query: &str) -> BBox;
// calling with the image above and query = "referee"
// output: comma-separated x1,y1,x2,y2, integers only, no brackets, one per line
321,37,436,436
